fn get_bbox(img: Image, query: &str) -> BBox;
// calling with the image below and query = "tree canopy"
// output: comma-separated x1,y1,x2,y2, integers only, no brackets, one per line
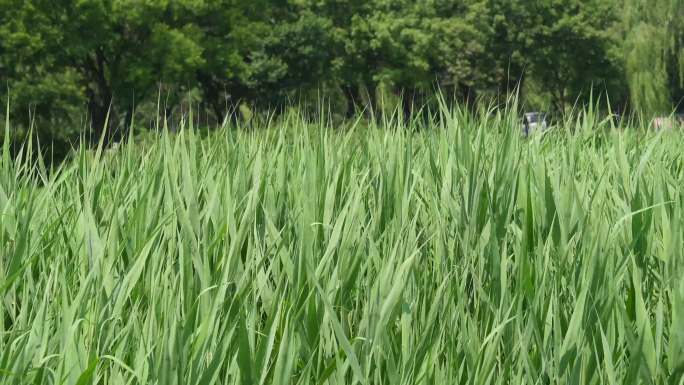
1,0,682,146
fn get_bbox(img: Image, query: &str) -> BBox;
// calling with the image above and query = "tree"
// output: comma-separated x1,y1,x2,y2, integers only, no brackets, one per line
1,0,205,143
292,0,379,117
0,0,86,154
480,0,532,98
311,0,491,116
622,0,684,114
521,0,624,113
250,4,335,111
189,0,273,121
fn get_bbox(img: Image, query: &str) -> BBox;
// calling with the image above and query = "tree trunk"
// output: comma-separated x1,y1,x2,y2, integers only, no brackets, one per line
85,48,115,145
400,88,426,122
343,84,362,119
122,107,134,134
197,72,227,125
88,94,112,145
401,88,414,122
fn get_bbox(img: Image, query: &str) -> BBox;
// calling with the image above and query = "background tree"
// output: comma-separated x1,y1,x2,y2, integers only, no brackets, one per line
368,0,488,114
1,0,205,143
534,0,623,113
3,0,684,156
622,0,684,114
0,0,86,156
191,0,277,121
293,0,380,117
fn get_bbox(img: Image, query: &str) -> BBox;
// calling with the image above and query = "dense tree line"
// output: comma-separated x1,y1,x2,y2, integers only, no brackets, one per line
1,0,683,147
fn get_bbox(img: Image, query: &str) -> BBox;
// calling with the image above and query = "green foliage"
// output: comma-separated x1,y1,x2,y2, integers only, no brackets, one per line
0,0,208,143
1,108,683,383
1,0,684,149
524,0,625,112
622,0,684,114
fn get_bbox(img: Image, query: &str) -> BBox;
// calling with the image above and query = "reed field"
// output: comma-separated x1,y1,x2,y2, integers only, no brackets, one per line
1,107,683,384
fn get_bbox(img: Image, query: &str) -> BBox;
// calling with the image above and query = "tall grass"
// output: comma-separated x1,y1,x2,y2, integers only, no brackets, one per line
1,105,683,385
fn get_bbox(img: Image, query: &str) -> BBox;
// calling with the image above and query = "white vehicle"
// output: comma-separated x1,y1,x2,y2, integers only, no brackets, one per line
522,112,548,136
